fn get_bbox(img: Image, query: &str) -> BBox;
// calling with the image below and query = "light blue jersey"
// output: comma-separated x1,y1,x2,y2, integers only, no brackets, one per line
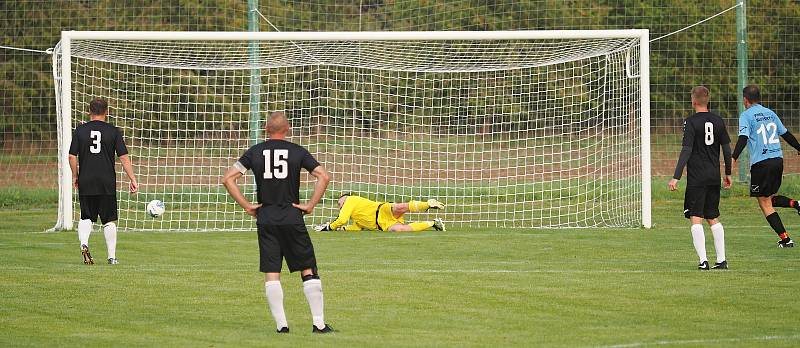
738,104,787,165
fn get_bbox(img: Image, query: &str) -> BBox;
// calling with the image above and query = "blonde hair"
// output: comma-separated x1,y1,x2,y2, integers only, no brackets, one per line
691,86,709,107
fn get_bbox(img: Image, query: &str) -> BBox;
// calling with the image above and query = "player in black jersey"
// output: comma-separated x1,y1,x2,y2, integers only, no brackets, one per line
668,87,732,270
68,98,138,265
221,112,333,334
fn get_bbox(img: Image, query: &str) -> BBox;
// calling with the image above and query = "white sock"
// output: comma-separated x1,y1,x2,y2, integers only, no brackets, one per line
265,281,288,330
303,278,325,329
103,222,117,259
710,223,726,264
78,219,93,247
690,224,707,263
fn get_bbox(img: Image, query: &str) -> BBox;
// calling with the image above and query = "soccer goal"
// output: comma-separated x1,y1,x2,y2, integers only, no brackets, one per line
52,30,651,231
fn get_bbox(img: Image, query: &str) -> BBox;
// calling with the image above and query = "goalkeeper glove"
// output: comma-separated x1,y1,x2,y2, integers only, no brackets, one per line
313,223,333,232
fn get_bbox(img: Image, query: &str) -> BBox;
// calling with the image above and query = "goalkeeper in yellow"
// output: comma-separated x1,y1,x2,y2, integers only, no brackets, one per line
314,194,445,232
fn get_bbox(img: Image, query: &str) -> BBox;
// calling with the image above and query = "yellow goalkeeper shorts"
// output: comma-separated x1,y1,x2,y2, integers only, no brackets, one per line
376,203,404,231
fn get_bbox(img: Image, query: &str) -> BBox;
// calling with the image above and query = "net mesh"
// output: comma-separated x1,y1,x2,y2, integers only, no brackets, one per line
56,35,645,230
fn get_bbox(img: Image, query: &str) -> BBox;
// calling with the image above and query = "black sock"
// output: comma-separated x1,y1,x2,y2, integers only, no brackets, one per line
771,195,797,208
766,212,787,237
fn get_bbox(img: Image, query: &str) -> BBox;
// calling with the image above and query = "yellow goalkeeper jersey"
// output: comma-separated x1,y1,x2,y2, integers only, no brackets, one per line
328,195,402,231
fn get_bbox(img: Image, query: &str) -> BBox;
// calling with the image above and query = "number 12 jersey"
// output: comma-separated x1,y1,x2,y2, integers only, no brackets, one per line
738,104,787,166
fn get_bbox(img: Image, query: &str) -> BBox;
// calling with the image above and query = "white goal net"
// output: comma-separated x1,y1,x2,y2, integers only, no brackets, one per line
53,31,650,231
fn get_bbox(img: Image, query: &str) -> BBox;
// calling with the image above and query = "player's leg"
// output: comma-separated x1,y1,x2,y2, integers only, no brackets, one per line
391,199,445,218
99,195,119,264
753,159,793,247
759,196,794,247
685,187,708,269
703,186,727,269
258,225,289,332
771,195,800,215
285,224,332,333
387,219,445,232
77,196,97,265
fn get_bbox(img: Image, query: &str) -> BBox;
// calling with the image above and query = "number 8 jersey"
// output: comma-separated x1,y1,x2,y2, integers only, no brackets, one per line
235,139,320,225
738,104,787,166
68,120,129,195
681,112,731,186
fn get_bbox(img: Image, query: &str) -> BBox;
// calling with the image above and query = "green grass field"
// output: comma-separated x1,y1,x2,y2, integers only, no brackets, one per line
2,183,800,347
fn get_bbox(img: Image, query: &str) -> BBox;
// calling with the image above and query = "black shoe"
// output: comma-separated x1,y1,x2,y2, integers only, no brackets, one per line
312,324,334,334
698,261,709,270
81,244,94,265
778,238,795,248
712,260,728,269
276,327,289,333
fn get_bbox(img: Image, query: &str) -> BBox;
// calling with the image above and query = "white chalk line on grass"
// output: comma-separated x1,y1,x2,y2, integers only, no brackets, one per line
594,334,800,348
2,265,796,273
10,225,769,241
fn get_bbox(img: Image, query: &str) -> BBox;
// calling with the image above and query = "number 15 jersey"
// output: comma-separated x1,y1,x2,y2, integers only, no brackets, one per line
682,112,730,186
738,104,787,166
236,139,320,225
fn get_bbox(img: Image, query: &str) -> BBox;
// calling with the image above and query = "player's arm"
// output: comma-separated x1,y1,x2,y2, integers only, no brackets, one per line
732,114,749,161
221,163,261,217
780,131,800,153
119,155,138,193
343,224,362,231
669,120,693,191
293,165,330,215
317,198,356,231
68,130,79,189
68,155,78,189
719,122,733,189
115,130,138,193
721,142,733,189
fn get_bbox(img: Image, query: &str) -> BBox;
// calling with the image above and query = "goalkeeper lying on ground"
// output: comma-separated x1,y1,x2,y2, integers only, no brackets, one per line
314,193,445,232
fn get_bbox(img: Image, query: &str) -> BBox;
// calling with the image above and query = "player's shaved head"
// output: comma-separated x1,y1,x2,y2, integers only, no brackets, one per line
691,86,709,107
743,85,761,103
266,112,289,135
337,193,350,209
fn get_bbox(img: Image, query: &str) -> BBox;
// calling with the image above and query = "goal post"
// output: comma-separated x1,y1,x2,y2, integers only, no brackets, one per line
53,30,651,231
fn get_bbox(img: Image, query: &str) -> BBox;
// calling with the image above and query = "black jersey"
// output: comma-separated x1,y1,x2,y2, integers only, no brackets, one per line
681,112,731,186
68,120,129,195
237,139,320,225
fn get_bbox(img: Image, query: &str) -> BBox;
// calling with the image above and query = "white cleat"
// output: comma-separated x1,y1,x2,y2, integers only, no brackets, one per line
432,218,446,231
427,199,445,210
107,258,119,265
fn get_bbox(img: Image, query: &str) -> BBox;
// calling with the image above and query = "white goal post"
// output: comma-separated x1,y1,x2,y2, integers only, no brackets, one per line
53,30,651,231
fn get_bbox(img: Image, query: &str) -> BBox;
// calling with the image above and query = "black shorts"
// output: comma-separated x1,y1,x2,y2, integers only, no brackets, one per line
684,185,721,219
79,195,118,224
257,224,317,273
750,158,783,197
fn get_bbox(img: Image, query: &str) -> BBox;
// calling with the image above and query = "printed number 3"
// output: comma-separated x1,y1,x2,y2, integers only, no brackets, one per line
90,130,102,153
756,122,780,145
704,122,714,145
263,149,289,179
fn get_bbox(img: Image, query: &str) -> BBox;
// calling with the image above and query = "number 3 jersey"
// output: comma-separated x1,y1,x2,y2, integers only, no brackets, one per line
681,112,731,186
236,139,320,225
68,120,129,196
738,104,787,166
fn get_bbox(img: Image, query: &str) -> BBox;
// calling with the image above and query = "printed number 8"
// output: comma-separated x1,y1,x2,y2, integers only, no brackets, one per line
704,122,714,145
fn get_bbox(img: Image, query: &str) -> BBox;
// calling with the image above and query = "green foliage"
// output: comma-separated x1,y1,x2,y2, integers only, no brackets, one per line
0,187,58,209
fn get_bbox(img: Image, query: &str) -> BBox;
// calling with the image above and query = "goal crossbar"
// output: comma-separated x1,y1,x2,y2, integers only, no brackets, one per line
62,30,649,41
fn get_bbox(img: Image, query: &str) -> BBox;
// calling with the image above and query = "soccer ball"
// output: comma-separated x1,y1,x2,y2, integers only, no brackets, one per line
146,200,165,218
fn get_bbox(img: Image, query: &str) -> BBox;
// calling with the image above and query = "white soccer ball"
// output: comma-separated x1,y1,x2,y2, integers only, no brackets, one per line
146,199,165,218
